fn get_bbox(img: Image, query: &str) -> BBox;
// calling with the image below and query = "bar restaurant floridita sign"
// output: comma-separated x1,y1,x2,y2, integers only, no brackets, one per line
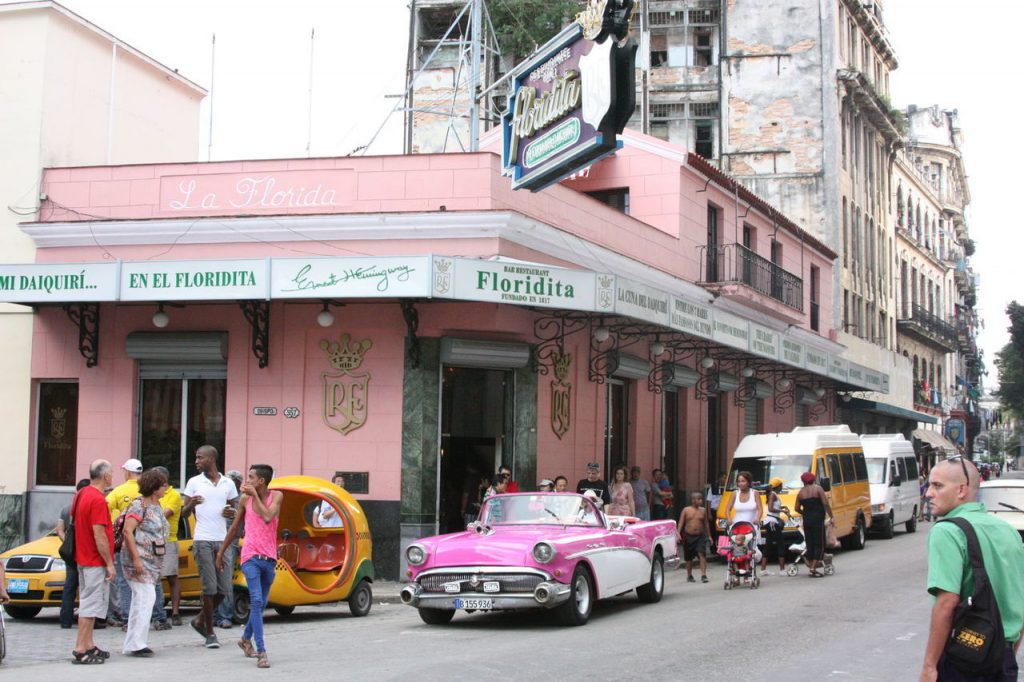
502,0,637,191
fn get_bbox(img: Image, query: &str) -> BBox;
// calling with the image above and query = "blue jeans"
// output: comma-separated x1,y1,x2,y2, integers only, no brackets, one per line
60,563,79,627
110,553,132,620
241,557,276,653
152,582,165,622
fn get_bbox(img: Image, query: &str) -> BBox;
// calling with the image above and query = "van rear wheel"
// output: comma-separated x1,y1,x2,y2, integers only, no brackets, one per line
844,517,867,550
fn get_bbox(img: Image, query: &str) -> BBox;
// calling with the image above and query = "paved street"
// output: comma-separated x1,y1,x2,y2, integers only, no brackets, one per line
3,517,1023,681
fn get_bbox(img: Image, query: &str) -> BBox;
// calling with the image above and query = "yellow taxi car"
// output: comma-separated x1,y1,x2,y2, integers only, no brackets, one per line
1,475,374,621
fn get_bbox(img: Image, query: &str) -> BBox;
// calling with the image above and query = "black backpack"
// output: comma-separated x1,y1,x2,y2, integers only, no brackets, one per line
937,517,1007,676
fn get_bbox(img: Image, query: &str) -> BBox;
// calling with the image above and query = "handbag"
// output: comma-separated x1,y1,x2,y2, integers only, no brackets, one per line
939,517,1007,676
58,493,78,565
825,519,840,549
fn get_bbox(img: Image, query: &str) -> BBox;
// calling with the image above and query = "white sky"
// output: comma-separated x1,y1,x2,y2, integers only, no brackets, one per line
56,0,1021,389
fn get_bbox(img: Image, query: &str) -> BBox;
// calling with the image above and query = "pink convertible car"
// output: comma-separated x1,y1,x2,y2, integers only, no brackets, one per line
400,492,680,626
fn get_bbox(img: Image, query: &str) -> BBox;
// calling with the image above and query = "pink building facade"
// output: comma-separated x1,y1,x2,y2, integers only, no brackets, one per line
3,133,890,577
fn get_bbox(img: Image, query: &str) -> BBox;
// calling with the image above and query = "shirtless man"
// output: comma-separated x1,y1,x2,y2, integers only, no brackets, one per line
677,492,713,583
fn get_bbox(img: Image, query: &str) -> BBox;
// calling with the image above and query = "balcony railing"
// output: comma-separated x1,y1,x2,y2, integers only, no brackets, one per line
897,304,957,351
699,243,804,312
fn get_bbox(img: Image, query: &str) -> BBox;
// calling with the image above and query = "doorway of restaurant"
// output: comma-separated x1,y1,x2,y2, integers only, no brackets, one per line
137,375,226,488
438,366,514,533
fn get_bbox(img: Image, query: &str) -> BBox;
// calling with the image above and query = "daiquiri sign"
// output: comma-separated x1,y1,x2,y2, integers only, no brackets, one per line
502,0,637,191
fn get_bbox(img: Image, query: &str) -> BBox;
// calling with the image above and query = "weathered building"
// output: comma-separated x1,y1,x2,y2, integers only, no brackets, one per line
0,0,205,549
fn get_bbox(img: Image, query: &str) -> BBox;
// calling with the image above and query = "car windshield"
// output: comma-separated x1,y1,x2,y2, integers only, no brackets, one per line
479,494,602,527
865,459,887,484
977,487,1024,512
728,455,812,490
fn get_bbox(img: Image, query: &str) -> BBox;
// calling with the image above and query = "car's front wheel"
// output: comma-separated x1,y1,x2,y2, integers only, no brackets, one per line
3,604,41,620
636,552,664,603
557,564,594,626
418,607,455,625
905,512,918,533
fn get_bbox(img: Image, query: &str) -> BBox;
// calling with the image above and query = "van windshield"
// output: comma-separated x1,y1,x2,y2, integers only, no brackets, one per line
865,459,887,484
727,455,812,490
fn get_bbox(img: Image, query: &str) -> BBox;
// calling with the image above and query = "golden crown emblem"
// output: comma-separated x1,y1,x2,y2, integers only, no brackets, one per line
320,334,372,372
553,352,572,382
51,407,67,420
576,0,609,39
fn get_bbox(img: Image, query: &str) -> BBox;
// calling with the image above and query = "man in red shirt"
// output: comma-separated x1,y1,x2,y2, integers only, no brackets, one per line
72,459,116,664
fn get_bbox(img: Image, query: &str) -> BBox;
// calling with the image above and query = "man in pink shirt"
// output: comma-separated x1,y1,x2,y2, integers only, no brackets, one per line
216,464,282,669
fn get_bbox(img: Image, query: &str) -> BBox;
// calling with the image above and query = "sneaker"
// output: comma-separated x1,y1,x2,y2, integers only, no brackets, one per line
171,614,182,627
686,575,695,583
205,635,221,649
701,575,708,583
217,620,233,629
153,620,172,631
762,570,774,576
127,647,154,657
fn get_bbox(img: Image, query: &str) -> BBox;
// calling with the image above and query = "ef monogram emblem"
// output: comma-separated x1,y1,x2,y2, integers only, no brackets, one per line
320,333,373,436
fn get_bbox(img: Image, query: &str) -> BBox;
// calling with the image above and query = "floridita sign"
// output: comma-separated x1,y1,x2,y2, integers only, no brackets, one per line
0,254,889,393
502,0,637,191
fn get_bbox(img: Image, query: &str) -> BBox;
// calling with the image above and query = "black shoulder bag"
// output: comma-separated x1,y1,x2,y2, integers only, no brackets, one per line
58,493,78,565
938,517,1007,676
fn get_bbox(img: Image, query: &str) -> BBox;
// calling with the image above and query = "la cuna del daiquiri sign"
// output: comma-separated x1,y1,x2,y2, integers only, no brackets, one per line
502,0,637,192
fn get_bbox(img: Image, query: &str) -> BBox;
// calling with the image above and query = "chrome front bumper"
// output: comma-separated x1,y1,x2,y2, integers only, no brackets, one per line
400,580,572,610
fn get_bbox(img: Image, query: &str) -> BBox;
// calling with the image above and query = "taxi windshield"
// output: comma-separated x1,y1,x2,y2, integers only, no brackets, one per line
727,455,812,490
479,494,602,527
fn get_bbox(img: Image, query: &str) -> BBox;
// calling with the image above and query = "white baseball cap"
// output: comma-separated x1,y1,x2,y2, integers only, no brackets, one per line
122,458,143,473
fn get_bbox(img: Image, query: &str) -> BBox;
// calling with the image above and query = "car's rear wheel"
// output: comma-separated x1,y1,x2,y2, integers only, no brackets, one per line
557,564,594,626
3,605,40,620
232,589,250,624
843,516,867,550
418,608,455,625
636,552,664,603
347,579,372,617
905,512,918,533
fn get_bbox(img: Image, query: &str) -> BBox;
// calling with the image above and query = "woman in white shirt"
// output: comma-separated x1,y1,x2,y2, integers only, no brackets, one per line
725,471,763,538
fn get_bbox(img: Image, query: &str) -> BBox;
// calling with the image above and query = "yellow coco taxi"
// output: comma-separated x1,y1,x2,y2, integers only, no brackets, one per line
228,475,375,621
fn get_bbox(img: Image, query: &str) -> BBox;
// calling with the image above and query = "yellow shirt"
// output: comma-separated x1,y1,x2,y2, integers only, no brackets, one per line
106,480,139,522
160,485,184,542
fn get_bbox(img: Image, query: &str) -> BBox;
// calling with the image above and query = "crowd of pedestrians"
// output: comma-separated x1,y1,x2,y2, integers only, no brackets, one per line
56,445,284,667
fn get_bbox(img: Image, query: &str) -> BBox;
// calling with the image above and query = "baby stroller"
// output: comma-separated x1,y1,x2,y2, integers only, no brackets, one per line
785,530,835,576
718,520,761,590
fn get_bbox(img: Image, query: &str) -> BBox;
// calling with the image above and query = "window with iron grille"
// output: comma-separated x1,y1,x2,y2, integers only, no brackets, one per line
651,102,688,120
691,102,719,118
649,11,686,27
688,7,721,25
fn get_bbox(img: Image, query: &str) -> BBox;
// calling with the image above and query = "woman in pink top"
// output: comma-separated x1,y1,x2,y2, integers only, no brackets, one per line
607,465,636,516
217,464,282,669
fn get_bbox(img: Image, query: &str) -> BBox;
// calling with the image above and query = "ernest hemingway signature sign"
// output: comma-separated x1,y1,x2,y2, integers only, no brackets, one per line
271,256,431,298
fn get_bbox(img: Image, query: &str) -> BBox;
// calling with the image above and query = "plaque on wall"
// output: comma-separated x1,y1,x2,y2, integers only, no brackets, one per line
333,471,368,495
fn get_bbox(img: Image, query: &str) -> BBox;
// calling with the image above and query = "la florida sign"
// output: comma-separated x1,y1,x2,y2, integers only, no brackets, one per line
502,0,637,191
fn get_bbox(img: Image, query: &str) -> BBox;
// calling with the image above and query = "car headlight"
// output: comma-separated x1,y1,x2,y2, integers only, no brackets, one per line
51,558,66,572
872,503,887,513
532,542,555,564
406,544,427,566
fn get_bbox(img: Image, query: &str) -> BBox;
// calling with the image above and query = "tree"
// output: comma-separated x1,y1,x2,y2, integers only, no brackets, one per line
994,301,1024,420
488,0,585,61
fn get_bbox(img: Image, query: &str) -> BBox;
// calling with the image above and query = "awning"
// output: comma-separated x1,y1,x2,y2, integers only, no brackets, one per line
843,397,937,425
911,428,959,454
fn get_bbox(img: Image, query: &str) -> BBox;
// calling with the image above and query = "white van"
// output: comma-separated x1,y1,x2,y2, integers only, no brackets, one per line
860,434,920,538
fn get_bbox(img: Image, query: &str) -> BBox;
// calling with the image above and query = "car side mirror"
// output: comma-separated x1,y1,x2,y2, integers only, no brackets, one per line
891,474,902,487
820,477,832,492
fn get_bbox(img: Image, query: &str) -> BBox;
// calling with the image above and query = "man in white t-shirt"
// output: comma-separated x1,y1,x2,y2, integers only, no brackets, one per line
182,444,238,649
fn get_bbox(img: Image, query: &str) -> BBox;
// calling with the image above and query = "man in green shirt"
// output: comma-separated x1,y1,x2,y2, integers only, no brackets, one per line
920,458,1024,681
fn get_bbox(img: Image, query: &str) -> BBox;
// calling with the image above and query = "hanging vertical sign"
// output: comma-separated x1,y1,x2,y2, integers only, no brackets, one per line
502,0,637,191
550,352,573,440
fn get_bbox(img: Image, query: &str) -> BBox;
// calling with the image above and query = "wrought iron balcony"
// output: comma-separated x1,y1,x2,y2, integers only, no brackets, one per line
699,243,804,312
897,304,957,352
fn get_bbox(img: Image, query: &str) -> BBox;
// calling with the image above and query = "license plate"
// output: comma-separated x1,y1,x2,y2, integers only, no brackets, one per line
6,578,29,594
453,598,493,610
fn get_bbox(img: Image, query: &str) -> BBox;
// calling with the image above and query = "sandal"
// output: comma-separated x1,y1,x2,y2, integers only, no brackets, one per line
71,650,105,665
808,571,823,578
86,646,111,659
238,638,256,658
257,652,270,669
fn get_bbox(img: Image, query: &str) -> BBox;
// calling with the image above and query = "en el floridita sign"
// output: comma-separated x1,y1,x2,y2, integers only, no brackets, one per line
0,254,890,393
502,0,637,191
